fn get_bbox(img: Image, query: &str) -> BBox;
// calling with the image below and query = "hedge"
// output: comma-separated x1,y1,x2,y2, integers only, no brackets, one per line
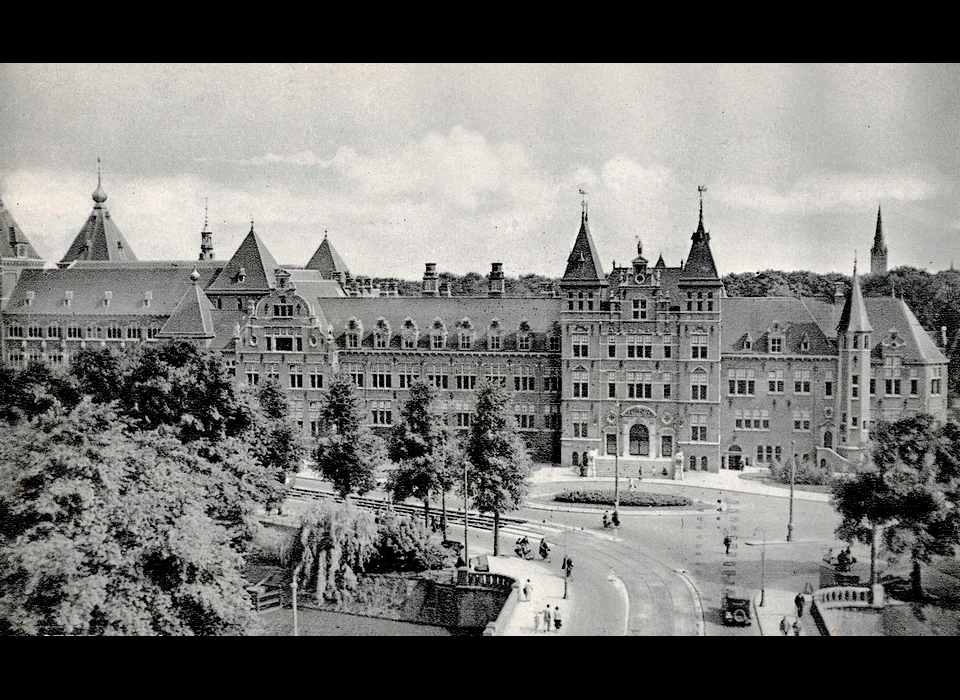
553,490,692,507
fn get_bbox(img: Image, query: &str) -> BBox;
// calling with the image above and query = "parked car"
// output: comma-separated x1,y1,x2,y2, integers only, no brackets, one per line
722,586,753,626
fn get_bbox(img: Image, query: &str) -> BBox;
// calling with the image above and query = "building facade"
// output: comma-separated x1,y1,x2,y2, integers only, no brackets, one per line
0,179,948,474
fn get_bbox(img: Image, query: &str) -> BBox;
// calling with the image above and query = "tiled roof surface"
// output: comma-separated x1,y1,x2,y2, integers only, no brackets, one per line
59,202,138,264
0,198,41,259
305,235,350,278
207,228,279,293
4,265,220,316
284,269,347,300
562,215,606,283
720,297,835,354
158,282,216,338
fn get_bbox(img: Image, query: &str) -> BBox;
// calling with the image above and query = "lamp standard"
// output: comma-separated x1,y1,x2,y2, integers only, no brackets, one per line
787,440,796,542
291,563,302,636
463,460,469,569
754,527,766,607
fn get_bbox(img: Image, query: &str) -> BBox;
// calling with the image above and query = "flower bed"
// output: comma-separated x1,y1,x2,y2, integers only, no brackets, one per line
554,489,692,507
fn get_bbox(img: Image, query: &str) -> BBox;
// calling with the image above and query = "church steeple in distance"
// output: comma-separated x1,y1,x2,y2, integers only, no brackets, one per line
871,204,888,275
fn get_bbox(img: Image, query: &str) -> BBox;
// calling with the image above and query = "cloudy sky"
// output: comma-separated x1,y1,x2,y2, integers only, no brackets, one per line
1,64,958,279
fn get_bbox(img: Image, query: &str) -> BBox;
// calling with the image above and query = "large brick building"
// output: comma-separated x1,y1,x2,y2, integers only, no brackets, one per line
0,178,948,474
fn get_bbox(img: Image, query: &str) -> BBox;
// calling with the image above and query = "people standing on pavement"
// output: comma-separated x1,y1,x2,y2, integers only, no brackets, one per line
779,616,790,636
523,579,533,602
539,538,550,561
565,557,574,580
543,606,552,632
553,606,562,631
723,535,732,555
792,618,802,636
611,511,620,528
534,610,541,633
561,555,568,572
603,511,610,529
795,592,805,618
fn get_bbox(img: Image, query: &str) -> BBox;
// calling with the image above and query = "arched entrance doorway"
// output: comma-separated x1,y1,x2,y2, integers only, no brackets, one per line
727,445,743,471
629,423,650,456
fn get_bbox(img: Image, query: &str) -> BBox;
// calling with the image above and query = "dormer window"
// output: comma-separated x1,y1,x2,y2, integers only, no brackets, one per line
430,319,447,350
460,332,472,350
64,291,73,308
346,317,363,349
800,333,810,352
103,291,112,307
402,317,419,349
770,337,783,353
549,335,561,352
24,291,35,307
489,319,502,351
517,320,532,351
143,291,152,308
237,266,247,283
375,318,390,349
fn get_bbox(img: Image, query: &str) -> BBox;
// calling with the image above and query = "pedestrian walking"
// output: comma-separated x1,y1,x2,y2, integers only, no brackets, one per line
553,606,563,631
723,535,732,555
628,477,636,491
522,579,533,602
795,592,805,618
561,555,569,572
779,616,790,636
534,610,541,633
565,557,574,580
792,618,802,636
543,606,552,633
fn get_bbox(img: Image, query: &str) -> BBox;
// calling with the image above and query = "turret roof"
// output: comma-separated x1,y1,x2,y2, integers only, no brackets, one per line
59,179,138,265
837,268,873,334
0,197,41,259
679,204,719,280
207,225,280,293
158,270,216,338
561,210,607,285
305,233,350,278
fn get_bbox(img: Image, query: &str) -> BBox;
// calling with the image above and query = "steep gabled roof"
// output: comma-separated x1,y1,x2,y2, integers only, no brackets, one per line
562,211,606,285
654,254,666,269
720,297,834,355
59,179,138,265
866,297,947,364
837,270,872,334
207,225,279,293
0,197,41,259
305,233,350,278
158,270,216,339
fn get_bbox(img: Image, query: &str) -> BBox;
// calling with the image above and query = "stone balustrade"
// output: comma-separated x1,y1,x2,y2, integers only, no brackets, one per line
814,586,874,609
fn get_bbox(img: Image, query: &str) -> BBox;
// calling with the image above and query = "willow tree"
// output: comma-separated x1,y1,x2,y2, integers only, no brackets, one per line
466,378,531,556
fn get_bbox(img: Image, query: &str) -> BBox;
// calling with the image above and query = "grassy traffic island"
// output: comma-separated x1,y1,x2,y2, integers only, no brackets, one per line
554,489,693,508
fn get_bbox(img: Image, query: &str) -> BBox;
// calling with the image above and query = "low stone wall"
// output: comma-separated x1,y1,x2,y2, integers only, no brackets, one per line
305,570,514,632
811,586,877,636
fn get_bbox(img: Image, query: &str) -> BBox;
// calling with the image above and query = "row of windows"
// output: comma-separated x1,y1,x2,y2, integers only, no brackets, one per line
6,324,160,340
573,334,708,359
345,331,559,352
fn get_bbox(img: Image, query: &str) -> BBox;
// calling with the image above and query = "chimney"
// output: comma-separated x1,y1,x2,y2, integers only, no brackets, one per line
422,263,438,296
489,262,505,297
942,326,948,347
834,282,845,305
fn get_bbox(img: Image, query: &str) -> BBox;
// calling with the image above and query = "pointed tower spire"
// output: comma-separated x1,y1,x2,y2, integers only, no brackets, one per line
306,230,351,280
561,190,606,285
838,261,873,334
681,186,718,280
870,204,888,275
199,199,214,261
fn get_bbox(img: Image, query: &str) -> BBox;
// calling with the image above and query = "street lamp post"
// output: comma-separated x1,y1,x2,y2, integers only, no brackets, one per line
787,440,796,542
612,401,621,541
291,563,302,637
463,460,469,570
754,527,766,607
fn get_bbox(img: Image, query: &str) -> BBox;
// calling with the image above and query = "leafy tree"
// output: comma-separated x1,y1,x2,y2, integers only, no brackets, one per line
0,400,256,635
313,374,387,499
832,414,960,597
248,379,306,511
466,378,531,556
366,510,446,574
387,381,455,532
0,361,80,424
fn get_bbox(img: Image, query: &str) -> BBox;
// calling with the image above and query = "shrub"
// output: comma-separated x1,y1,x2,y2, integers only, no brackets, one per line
553,490,692,507
768,460,832,486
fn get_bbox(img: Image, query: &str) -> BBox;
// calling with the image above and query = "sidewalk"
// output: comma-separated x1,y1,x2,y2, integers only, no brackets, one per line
529,465,831,503
752,590,819,636
485,554,571,636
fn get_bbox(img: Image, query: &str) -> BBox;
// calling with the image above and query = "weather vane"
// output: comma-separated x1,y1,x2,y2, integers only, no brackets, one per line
698,184,707,204
579,188,587,219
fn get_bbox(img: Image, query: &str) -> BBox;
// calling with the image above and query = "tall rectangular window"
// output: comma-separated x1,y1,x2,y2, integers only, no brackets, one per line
690,414,707,442
515,365,535,391
310,365,324,389
572,334,589,358
289,364,304,388
456,365,477,390
371,400,393,425
572,411,589,438
398,363,419,389
793,369,811,394
572,368,589,398
632,298,647,320
426,364,448,389
691,371,708,401
728,369,756,396
627,371,652,399
372,363,392,389
691,334,708,359
768,369,785,393
485,363,506,387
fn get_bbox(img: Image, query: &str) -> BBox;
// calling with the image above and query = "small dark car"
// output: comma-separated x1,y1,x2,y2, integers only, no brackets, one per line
722,586,753,626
